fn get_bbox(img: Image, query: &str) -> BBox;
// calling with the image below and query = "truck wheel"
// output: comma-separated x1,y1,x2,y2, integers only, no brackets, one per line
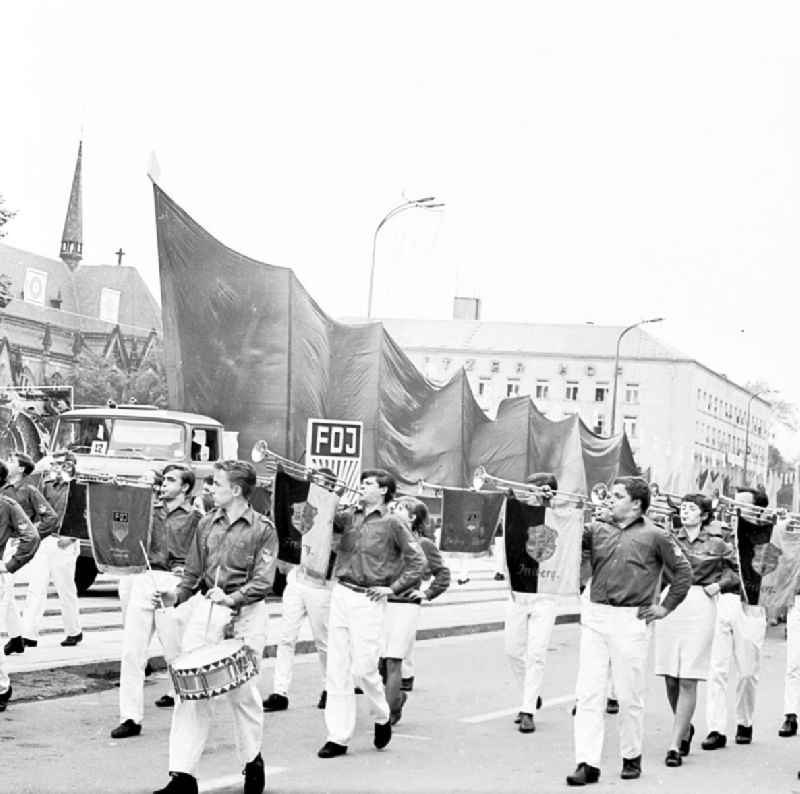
75,556,98,595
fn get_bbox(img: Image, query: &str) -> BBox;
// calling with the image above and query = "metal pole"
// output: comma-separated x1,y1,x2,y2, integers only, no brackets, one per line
743,392,757,485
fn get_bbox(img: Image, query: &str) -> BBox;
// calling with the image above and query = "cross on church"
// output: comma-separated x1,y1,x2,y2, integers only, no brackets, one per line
115,248,125,266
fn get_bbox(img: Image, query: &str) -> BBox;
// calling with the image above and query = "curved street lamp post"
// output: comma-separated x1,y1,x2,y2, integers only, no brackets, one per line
743,388,772,485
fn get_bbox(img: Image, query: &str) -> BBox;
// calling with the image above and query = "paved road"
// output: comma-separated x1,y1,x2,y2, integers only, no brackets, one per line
4,623,800,794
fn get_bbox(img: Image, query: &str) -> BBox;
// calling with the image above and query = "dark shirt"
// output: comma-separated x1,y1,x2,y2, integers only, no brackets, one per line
176,505,278,608
392,535,451,602
668,524,739,589
334,503,426,594
583,515,692,612
0,495,39,573
2,476,57,530
40,478,70,538
149,499,202,573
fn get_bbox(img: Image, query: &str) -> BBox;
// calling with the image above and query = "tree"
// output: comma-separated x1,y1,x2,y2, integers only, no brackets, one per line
0,194,16,239
744,380,799,432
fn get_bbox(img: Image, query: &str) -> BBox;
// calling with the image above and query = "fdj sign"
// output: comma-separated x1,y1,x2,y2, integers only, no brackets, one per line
308,420,362,458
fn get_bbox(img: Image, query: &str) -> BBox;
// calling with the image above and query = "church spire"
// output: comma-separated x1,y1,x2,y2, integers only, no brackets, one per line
60,140,83,270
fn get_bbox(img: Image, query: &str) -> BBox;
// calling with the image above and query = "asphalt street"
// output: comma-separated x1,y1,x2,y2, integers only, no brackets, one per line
4,623,800,794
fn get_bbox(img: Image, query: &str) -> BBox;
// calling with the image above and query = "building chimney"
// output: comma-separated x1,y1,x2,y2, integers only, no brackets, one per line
453,296,481,321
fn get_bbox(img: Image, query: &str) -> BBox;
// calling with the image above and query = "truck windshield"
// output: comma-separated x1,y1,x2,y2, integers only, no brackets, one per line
54,418,185,461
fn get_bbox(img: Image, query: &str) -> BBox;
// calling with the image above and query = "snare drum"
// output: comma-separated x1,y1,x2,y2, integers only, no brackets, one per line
170,639,260,701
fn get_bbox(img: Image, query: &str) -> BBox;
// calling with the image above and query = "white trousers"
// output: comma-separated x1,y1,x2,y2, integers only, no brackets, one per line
574,602,651,766
273,568,331,696
785,596,800,715
401,652,415,680
119,571,181,724
20,536,81,639
504,592,558,714
706,593,764,733
168,593,268,776
0,573,12,693
2,541,23,639
493,536,506,575
324,583,390,745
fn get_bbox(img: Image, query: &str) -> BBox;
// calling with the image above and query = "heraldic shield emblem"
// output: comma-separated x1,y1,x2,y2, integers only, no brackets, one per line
111,510,130,544
525,523,558,562
464,511,481,534
751,541,782,577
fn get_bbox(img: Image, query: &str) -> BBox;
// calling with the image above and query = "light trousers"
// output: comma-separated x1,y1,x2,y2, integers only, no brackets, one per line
168,593,268,776
2,541,23,639
324,583,389,746
574,602,651,766
119,570,181,724
785,596,800,715
504,591,558,714
706,593,764,733
0,573,12,693
273,568,331,697
493,536,506,575
21,536,81,639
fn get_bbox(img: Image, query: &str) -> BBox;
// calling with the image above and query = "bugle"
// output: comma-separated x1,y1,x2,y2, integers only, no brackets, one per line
718,495,778,524
472,466,586,506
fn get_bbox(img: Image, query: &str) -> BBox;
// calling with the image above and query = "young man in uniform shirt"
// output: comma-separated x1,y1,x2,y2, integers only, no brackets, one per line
153,460,277,794
0,494,39,711
2,453,61,653
317,469,425,759
111,464,202,739
567,477,691,786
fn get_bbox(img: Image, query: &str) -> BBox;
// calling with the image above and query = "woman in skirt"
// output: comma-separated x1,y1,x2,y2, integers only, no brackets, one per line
654,493,738,767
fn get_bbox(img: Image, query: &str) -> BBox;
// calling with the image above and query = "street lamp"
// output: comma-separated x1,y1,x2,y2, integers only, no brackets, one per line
610,317,665,435
366,196,445,318
743,388,772,485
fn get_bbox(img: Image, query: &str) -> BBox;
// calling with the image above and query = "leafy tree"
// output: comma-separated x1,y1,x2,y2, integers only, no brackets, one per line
69,347,167,407
744,380,798,432
0,194,16,238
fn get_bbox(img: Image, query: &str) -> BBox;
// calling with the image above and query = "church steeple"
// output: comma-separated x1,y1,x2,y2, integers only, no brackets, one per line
60,140,83,270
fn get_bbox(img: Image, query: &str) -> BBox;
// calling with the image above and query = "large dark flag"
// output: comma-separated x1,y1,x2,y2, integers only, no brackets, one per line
271,468,310,565
736,515,778,606
440,488,505,555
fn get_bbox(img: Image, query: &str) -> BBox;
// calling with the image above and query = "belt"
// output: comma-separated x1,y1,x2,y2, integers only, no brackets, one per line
337,580,370,594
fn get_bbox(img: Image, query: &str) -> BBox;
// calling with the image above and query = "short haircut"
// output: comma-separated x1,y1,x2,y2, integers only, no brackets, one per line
395,495,430,536
649,482,660,494
735,486,769,508
681,493,714,526
163,464,196,494
526,472,559,491
14,453,35,476
215,460,257,500
360,469,396,503
591,482,607,493
203,474,214,486
614,476,651,514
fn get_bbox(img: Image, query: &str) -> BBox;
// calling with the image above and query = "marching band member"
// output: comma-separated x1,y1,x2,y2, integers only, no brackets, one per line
153,461,277,794
0,494,39,712
703,486,770,751
567,477,691,786
382,496,450,724
17,452,82,652
653,493,738,767
317,469,425,759
781,525,800,739
2,453,59,654
110,464,201,739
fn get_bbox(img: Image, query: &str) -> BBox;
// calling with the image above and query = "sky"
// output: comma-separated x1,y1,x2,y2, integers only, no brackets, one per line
2,1,800,411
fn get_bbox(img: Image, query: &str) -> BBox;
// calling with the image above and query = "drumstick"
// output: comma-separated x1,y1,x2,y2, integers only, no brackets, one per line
139,540,165,611
204,566,221,644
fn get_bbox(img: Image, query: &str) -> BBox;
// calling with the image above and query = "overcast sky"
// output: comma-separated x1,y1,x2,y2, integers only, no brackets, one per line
3,1,799,411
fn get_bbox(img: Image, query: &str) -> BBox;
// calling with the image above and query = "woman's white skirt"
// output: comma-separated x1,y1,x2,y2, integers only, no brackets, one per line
654,585,716,680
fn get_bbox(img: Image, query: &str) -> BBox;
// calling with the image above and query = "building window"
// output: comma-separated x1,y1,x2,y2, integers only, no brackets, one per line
506,379,520,398
594,413,606,435
535,380,549,400
490,360,501,374
624,383,639,404
477,378,490,397
623,415,638,439
595,384,609,402
23,268,48,307
565,382,579,401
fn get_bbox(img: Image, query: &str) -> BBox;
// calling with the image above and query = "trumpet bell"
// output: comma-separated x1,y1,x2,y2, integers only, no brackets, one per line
472,465,487,491
251,440,270,464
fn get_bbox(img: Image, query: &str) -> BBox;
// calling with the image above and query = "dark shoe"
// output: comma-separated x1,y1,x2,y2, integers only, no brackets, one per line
537,695,542,710
735,724,752,745
780,714,798,737
620,755,641,779
701,731,727,750
518,712,535,733
152,772,198,794
665,749,682,767
22,637,37,648
60,632,83,647
110,719,142,739
566,763,600,786
400,676,414,692
457,578,470,585
317,690,327,709
354,686,364,694
243,752,265,794
679,723,695,756
389,692,407,726
374,719,392,749
0,685,11,712
4,636,24,655
605,698,619,714
154,694,175,708
262,693,288,712
494,572,505,580
571,702,577,717
145,661,154,677
317,741,347,758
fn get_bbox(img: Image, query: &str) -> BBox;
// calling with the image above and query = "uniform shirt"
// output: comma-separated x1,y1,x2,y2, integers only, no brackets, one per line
39,478,70,539
2,476,57,529
583,515,692,612
667,524,739,589
333,503,425,594
176,505,278,608
148,499,202,573
391,535,451,602
0,495,39,573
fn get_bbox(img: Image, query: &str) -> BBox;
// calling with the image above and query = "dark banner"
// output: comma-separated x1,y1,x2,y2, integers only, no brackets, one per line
504,500,547,592
737,515,778,606
86,482,153,573
272,468,310,564
440,489,505,554
59,481,89,540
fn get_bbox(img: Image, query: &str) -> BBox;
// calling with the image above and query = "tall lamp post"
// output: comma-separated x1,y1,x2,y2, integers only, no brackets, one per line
743,388,772,485
367,196,444,318
610,317,665,435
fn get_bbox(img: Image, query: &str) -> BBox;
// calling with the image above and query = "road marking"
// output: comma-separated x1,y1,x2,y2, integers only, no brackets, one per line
392,732,432,741
200,767,286,792
460,693,575,723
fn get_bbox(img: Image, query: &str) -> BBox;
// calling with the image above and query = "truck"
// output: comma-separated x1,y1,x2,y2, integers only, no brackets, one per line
47,403,226,593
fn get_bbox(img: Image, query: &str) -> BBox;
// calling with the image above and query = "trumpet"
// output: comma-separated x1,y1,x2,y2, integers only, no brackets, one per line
718,495,778,524
471,466,586,506
75,471,157,489
250,440,362,497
